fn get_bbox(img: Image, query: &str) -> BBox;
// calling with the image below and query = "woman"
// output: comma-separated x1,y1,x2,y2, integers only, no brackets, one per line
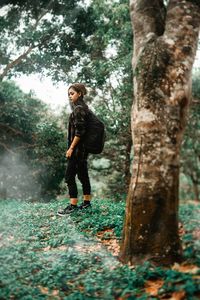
57,83,91,216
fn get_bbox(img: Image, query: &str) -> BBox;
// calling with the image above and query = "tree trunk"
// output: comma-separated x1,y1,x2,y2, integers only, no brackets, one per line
120,0,200,265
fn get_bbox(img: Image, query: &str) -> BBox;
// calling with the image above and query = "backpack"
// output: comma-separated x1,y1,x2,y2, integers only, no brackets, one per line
84,109,106,154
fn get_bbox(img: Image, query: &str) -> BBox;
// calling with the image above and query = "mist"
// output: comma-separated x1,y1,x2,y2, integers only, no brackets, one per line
0,153,41,201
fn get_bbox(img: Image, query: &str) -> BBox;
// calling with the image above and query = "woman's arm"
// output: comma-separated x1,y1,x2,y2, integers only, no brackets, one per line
66,106,87,158
66,136,80,158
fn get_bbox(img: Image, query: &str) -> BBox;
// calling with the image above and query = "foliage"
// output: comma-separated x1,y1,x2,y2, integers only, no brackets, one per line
180,71,200,200
74,0,133,196
0,0,133,197
0,199,199,299
0,0,97,81
179,203,200,263
69,196,126,238
0,81,66,200
32,121,66,198
1,0,199,201
192,70,200,98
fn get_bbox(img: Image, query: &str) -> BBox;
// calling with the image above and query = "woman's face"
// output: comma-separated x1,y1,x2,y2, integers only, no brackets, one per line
68,88,81,103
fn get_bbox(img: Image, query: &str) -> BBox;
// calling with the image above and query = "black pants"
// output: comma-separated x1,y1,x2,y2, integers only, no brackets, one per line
65,155,91,198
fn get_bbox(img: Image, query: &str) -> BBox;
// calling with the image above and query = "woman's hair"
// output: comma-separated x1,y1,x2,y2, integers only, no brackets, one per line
68,83,88,111
68,83,87,98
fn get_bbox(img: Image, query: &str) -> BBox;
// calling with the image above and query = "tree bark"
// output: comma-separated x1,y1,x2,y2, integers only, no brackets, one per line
120,0,200,265
124,135,132,190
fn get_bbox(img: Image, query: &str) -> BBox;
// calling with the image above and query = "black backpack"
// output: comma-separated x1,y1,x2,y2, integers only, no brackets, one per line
84,109,106,154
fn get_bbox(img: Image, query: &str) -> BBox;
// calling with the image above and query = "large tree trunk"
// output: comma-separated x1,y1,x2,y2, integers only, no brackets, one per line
120,0,200,265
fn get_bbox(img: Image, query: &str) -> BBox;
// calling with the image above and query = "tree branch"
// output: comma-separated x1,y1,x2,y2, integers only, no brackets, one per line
33,0,55,30
0,142,15,154
0,0,55,81
15,143,37,150
0,123,24,136
0,45,35,81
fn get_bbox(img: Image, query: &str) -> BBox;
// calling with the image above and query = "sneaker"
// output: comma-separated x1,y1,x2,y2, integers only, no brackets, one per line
57,204,78,216
78,201,92,210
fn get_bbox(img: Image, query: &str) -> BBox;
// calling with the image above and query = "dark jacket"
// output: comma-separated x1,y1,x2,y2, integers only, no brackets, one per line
68,101,88,157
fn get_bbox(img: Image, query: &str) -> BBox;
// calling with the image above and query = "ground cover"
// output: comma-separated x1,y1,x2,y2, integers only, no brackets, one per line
0,198,199,299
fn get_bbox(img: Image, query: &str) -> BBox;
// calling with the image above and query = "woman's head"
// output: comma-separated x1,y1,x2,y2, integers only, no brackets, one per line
68,83,87,104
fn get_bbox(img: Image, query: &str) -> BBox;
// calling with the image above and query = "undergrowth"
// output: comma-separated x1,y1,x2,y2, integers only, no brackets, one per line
0,198,199,299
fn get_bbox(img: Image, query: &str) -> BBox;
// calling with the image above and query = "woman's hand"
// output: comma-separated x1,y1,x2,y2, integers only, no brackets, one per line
66,147,74,158
66,137,80,158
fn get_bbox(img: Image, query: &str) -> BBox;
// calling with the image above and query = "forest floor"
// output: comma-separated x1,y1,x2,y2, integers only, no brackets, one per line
0,198,200,300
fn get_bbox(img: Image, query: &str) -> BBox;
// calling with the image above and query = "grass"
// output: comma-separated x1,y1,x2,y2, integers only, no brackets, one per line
0,198,200,299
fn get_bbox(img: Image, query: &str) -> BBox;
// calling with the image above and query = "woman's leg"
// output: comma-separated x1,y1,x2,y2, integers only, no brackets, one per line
77,158,91,208
65,157,78,201
83,194,91,201
57,157,78,215
70,198,78,205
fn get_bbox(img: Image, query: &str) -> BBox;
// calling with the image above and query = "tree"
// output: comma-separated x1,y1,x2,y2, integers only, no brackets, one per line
0,81,66,200
120,0,200,265
0,0,96,81
0,0,133,196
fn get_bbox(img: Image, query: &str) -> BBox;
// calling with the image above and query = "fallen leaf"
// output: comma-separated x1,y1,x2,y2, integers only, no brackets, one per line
42,246,51,251
57,245,68,251
51,289,59,296
74,243,102,253
145,279,164,296
78,284,85,292
96,229,120,256
8,235,14,241
172,263,199,274
169,290,186,300
178,222,185,236
38,286,49,294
